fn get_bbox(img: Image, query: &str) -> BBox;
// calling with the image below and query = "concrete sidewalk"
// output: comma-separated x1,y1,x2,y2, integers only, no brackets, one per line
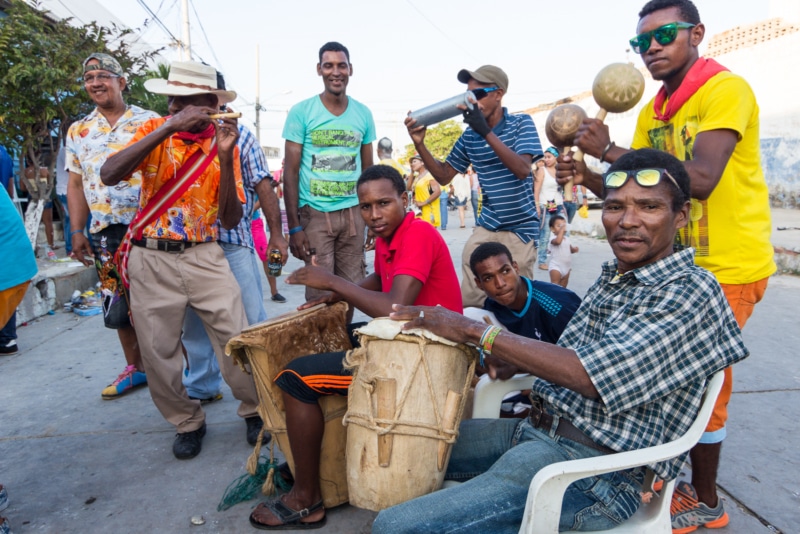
1,209,798,533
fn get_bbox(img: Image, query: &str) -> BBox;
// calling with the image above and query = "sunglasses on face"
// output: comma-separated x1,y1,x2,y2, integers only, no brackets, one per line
603,168,681,190
629,22,696,54
83,73,120,84
472,86,500,100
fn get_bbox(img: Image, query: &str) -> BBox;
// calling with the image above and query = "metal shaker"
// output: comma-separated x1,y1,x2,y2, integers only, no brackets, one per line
408,91,476,128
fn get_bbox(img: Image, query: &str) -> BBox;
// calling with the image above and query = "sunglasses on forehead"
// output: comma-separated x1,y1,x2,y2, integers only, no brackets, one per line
603,168,681,190
629,22,696,54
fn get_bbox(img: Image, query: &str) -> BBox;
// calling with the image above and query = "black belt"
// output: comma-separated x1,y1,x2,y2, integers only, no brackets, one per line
130,238,200,253
528,396,614,455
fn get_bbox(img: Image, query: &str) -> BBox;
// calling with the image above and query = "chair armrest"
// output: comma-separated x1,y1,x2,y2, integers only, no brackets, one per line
472,373,532,419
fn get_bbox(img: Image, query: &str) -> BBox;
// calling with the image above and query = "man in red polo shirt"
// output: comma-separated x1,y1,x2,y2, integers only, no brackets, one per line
249,164,461,529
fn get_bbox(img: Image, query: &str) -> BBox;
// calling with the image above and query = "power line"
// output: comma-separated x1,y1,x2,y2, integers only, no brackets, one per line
189,0,223,68
405,0,478,62
135,0,181,47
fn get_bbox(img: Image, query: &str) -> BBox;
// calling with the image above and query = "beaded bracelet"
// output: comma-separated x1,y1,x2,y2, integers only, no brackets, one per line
478,325,502,367
288,226,303,236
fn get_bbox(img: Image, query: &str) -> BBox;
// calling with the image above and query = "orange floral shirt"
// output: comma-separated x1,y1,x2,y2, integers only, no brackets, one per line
125,117,245,242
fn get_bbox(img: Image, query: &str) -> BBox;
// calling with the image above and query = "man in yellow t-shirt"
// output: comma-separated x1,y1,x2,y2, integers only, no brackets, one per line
559,1,775,532
376,137,407,181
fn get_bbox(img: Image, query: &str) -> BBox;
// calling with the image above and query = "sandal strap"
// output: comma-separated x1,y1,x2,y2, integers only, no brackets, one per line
267,498,324,523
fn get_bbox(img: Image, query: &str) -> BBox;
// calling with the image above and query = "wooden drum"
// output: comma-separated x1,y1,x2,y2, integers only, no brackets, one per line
227,302,352,508
343,319,477,511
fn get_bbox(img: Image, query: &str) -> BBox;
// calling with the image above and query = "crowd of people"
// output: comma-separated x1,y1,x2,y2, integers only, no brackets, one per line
1,0,777,532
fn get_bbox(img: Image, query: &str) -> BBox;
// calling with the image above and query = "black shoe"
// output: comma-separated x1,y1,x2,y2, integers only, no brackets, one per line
173,422,206,459
0,340,18,355
245,416,270,446
271,293,287,303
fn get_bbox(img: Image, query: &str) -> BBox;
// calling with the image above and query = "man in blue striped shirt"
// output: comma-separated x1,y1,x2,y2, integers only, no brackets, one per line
181,117,287,446
405,65,543,307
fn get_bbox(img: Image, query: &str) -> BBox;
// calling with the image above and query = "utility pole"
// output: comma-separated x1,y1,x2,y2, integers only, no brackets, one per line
255,44,261,143
181,0,191,60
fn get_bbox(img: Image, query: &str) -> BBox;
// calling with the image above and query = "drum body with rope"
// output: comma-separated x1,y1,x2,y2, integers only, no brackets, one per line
343,319,477,511
227,302,352,508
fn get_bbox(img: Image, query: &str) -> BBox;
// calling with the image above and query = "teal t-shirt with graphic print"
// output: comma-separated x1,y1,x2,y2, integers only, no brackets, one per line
282,95,376,212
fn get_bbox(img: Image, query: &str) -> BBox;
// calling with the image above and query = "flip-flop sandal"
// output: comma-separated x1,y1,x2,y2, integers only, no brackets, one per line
249,498,326,530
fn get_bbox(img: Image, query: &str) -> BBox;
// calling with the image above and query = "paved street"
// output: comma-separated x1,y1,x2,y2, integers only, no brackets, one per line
1,208,799,533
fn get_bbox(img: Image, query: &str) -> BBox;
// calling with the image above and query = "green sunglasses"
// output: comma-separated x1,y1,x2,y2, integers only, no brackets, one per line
603,168,681,190
629,22,696,54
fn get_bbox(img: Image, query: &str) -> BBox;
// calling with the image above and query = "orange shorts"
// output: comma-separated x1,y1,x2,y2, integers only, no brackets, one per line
702,277,769,442
0,281,30,327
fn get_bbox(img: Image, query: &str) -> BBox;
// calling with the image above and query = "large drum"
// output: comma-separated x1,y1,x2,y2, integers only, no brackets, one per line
343,319,477,511
227,302,352,508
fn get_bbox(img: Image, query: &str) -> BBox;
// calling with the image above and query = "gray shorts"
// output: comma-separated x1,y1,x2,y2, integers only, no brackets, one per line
298,204,366,301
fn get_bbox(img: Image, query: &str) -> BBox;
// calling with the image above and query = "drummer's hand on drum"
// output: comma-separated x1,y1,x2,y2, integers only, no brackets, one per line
575,118,611,160
555,152,587,188
390,304,477,345
286,264,336,291
297,291,342,311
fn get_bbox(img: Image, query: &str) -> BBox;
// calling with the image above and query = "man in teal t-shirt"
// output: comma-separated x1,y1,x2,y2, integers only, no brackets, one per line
282,41,376,310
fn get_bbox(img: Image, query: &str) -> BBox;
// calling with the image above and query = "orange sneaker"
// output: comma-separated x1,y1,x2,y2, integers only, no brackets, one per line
671,481,729,533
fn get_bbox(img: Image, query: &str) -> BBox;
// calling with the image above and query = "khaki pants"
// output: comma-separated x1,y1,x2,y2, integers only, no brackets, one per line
460,227,537,308
129,242,259,433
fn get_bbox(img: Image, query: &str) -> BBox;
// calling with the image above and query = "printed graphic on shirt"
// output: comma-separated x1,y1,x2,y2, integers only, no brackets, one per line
308,128,362,197
646,118,709,257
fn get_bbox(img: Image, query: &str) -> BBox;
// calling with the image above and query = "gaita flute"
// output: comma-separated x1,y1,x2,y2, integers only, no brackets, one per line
208,112,242,119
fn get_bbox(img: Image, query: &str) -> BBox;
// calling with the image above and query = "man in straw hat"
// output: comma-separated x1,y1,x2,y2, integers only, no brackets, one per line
405,65,543,309
65,53,159,400
100,60,260,460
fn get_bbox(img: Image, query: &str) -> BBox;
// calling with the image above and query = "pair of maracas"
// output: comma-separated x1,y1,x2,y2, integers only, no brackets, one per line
544,63,645,200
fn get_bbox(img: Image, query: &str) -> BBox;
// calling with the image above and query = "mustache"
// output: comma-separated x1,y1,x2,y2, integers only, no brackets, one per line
612,232,647,241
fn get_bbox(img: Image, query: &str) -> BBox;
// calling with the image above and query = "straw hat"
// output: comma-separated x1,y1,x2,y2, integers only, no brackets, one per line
144,61,237,104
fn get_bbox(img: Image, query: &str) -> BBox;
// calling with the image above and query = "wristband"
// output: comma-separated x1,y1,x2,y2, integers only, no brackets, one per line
600,141,616,163
288,226,303,236
70,229,84,236
478,325,502,367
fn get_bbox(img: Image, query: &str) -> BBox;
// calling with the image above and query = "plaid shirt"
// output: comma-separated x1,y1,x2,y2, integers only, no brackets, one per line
217,125,271,248
532,249,748,480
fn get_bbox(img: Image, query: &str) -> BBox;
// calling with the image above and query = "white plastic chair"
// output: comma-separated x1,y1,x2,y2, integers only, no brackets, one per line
472,371,725,534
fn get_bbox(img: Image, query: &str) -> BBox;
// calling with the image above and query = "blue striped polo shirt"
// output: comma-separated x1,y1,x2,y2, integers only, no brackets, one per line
446,108,542,245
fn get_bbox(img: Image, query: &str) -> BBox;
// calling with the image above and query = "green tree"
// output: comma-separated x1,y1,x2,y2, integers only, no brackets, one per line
0,0,158,245
402,119,464,164
127,63,170,117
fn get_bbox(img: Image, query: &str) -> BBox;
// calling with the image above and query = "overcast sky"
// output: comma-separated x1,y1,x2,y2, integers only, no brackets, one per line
78,0,771,150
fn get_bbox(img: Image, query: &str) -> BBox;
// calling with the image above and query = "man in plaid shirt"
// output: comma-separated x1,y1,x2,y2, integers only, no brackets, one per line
373,148,749,534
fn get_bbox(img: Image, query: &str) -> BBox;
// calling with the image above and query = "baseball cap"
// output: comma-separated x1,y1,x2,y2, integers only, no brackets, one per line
377,137,393,151
83,53,124,77
409,153,422,162
457,65,508,92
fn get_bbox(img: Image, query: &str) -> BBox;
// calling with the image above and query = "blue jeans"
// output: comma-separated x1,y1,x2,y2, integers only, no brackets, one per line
373,418,643,533
537,204,566,265
563,201,577,224
182,243,267,398
57,194,71,253
440,190,449,229
471,190,479,223
0,312,16,343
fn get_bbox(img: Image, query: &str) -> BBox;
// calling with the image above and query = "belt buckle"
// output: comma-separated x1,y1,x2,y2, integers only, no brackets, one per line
145,238,158,250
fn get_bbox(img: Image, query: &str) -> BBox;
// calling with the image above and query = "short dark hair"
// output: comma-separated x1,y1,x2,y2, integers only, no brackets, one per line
319,42,350,63
548,214,566,229
469,242,514,277
357,165,405,197
638,0,700,24
604,148,691,212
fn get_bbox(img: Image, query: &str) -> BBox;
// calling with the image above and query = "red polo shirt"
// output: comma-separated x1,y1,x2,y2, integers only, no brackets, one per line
374,212,462,313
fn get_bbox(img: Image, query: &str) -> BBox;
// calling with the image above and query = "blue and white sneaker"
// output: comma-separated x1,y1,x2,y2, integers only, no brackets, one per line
101,365,147,400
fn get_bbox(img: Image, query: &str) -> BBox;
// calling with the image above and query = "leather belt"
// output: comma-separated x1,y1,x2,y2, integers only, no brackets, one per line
131,238,200,253
528,396,614,455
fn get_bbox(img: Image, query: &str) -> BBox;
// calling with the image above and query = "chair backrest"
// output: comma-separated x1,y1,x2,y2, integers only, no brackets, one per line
519,370,726,534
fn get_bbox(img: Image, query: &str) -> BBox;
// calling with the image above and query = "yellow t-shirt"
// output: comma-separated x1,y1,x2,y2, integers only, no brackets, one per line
632,71,775,285
413,172,440,227
379,158,407,177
